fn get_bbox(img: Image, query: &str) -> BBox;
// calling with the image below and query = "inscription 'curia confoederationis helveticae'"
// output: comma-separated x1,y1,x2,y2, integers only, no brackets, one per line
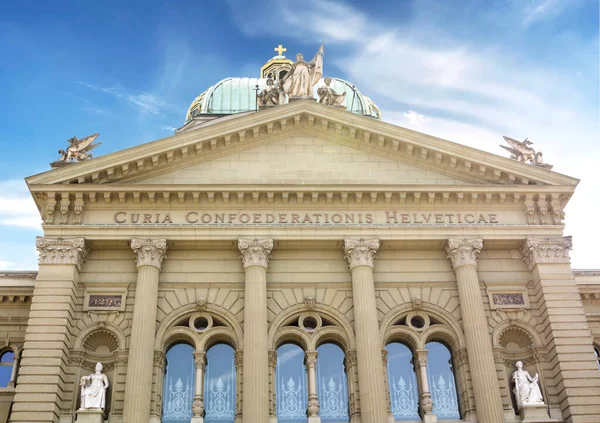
112,211,499,225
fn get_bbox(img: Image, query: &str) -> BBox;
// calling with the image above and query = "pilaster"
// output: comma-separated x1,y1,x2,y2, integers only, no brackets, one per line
10,237,88,423
446,238,504,423
239,238,273,423
123,237,167,423
521,236,600,422
343,238,388,423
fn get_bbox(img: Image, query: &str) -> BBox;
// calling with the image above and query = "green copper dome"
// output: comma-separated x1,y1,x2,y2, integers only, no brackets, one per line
185,77,381,122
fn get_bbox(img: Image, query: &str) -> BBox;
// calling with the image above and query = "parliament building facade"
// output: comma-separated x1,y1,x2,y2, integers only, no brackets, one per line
0,49,599,423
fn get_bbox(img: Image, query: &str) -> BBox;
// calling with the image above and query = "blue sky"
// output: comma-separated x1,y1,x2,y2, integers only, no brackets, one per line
0,0,598,269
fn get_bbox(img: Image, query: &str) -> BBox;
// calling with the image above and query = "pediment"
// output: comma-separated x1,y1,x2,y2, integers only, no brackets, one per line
27,100,578,189
133,134,473,186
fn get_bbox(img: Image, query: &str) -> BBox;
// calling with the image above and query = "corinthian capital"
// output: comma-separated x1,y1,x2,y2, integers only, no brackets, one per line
343,238,380,269
520,236,572,270
36,237,88,270
446,238,483,269
238,238,273,269
130,237,167,269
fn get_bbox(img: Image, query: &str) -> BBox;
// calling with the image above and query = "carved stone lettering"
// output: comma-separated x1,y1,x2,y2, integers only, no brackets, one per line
492,293,525,306
88,295,122,308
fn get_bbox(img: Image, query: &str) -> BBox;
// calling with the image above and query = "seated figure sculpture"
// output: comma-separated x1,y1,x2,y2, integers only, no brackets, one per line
257,78,283,107
512,361,544,409
317,77,346,107
79,362,110,410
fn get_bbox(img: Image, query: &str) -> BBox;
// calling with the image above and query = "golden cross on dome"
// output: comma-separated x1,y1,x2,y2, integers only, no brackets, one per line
274,44,287,56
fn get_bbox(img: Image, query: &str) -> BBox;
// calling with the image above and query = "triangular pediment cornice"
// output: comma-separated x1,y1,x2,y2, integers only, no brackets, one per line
27,100,579,188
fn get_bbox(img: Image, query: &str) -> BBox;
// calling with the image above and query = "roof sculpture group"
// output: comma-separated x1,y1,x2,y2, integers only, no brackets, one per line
50,133,101,168
257,43,345,108
47,44,550,170
500,136,551,168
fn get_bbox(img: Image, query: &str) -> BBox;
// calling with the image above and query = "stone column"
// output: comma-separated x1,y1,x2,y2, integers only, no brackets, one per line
415,349,435,422
343,238,388,423
382,349,395,423
521,237,600,422
268,351,277,423
10,237,88,423
445,238,504,423
305,351,320,423
238,238,273,423
192,352,206,423
235,351,244,423
123,238,167,423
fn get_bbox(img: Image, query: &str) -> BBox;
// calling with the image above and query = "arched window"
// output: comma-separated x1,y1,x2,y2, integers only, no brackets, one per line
426,342,460,420
385,342,419,421
163,343,195,423
205,344,236,423
0,350,14,388
594,346,600,371
276,343,307,423
316,343,349,423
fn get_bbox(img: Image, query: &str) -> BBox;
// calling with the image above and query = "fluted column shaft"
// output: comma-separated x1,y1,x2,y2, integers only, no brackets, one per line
446,238,504,423
123,238,167,423
344,238,388,423
239,238,273,423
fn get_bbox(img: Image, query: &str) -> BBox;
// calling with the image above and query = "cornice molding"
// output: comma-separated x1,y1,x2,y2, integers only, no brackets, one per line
36,237,88,271
344,238,380,270
130,237,167,270
446,238,483,269
520,236,572,270
238,238,273,269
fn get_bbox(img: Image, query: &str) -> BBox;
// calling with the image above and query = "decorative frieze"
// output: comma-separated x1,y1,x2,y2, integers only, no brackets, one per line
36,236,88,270
520,236,572,270
130,237,167,269
445,238,483,269
238,238,273,269
343,238,380,269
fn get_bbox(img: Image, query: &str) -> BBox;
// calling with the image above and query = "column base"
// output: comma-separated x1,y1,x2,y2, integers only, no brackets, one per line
75,409,105,423
423,413,437,423
519,404,558,423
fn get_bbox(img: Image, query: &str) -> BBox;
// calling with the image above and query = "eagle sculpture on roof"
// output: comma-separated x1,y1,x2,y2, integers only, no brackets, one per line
51,133,101,168
500,136,549,167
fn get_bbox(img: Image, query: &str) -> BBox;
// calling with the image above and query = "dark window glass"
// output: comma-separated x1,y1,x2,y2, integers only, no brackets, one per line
426,342,460,420
163,344,195,423
316,343,349,423
205,344,236,423
386,343,419,421
594,347,600,370
276,344,307,423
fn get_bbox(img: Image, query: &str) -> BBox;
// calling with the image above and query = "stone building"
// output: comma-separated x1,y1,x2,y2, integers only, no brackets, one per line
1,47,599,423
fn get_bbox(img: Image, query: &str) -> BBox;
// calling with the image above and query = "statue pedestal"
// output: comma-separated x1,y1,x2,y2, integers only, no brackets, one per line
76,409,105,423
519,404,558,423
289,96,315,102
423,413,437,423
191,416,204,423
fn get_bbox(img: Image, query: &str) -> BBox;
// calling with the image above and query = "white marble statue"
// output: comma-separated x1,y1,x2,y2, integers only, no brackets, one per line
281,43,324,98
317,77,346,107
513,361,544,408
79,362,109,410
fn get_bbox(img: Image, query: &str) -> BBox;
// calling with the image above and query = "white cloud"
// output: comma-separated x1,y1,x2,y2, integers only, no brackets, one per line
0,260,15,269
522,0,570,26
160,125,178,132
78,81,173,116
0,180,41,230
403,110,431,126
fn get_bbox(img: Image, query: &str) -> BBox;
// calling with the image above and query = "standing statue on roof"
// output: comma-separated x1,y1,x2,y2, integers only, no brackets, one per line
280,43,324,98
